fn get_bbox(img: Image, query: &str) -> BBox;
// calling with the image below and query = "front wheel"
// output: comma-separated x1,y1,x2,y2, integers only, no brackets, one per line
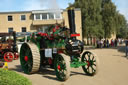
81,51,99,76
54,53,70,81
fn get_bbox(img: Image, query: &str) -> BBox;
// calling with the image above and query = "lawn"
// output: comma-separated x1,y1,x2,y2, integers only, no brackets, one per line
0,69,32,85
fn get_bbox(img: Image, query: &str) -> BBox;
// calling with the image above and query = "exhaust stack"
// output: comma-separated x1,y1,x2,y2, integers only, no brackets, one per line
67,8,76,34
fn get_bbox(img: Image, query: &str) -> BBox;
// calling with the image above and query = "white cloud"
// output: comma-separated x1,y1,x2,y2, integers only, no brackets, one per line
0,0,73,11
23,0,61,11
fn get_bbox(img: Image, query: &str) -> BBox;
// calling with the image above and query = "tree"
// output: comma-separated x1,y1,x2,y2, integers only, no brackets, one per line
101,0,117,38
116,13,128,38
70,0,103,39
70,0,128,40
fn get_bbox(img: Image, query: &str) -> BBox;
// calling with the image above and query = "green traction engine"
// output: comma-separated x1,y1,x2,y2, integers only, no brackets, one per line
20,8,99,81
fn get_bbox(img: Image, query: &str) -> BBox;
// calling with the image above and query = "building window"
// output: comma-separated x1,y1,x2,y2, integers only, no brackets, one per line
8,15,13,21
21,15,26,20
8,28,13,33
42,13,47,20
55,13,61,19
21,27,26,32
48,13,54,19
35,14,40,20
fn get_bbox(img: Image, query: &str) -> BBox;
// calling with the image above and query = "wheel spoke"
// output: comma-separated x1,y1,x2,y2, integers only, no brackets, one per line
93,63,96,66
91,66,96,73
87,65,89,70
25,48,31,56
92,56,94,61
87,53,91,60
22,47,26,52
87,66,90,73
83,55,87,61
93,60,96,62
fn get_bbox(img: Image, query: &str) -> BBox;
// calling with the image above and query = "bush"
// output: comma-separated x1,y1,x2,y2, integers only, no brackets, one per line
0,69,32,85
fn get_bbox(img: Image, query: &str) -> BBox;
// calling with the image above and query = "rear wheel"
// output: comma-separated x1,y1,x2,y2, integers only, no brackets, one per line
54,53,70,81
4,52,14,62
81,51,99,76
20,43,40,74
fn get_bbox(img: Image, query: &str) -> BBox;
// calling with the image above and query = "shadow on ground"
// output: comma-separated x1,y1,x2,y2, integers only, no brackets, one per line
9,65,23,72
38,67,88,81
117,45,125,53
84,44,125,53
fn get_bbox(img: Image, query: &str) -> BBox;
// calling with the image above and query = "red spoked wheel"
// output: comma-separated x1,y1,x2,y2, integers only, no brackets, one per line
4,52,14,62
14,52,19,60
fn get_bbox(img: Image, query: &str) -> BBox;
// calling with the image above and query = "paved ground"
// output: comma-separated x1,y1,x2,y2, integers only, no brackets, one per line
8,44,128,85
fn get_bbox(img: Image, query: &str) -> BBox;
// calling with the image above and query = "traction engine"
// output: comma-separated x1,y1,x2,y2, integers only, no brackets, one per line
20,8,99,81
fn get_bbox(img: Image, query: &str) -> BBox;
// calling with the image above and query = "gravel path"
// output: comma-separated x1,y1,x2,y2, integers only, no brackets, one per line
8,44,128,85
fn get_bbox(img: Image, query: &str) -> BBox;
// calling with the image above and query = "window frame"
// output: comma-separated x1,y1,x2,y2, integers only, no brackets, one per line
35,14,41,20
21,15,26,21
8,27,13,33
48,13,54,19
8,15,13,21
21,27,27,32
42,13,47,20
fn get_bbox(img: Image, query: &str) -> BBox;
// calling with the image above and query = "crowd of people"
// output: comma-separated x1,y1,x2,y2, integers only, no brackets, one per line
96,38,123,48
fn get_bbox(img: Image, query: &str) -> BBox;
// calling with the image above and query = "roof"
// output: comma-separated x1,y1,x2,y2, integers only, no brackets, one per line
0,11,31,14
0,8,81,14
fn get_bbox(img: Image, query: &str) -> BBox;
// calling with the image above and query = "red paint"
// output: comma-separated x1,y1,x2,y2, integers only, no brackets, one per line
14,52,19,60
57,65,61,70
48,58,52,64
53,28,56,32
24,56,28,62
58,50,63,53
87,61,90,66
4,52,13,62
38,32,48,36
56,26,59,29
71,34,80,37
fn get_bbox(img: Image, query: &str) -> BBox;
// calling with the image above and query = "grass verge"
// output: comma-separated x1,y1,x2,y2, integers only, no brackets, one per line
0,69,32,85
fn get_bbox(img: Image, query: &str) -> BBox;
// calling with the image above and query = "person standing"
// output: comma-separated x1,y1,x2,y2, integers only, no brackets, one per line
107,39,109,48
115,38,118,47
125,39,128,58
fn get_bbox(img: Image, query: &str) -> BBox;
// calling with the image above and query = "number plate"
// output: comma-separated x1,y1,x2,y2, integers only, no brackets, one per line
45,49,52,58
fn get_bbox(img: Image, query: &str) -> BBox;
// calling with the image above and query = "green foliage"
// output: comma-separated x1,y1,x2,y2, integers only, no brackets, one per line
115,12,128,38
70,0,128,39
0,69,32,85
72,0,103,38
102,0,117,38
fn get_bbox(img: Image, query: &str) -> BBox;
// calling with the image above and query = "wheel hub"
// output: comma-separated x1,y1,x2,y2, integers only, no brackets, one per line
57,65,61,70
24,56,28,62
87,61,90,66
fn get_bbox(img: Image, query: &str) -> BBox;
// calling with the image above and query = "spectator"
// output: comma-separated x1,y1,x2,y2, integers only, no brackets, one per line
125,39,128,58
103,39,106,48
96,39,100,48
111,39,114,47
107,39,109,48
114,38,118,47
100,39,103,48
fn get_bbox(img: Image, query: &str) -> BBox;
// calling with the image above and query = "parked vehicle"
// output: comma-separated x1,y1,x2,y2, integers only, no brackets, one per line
0,32,19,62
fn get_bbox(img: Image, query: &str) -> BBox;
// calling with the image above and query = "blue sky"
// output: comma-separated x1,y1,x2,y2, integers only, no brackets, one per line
0,0,127,21
112,0,128,22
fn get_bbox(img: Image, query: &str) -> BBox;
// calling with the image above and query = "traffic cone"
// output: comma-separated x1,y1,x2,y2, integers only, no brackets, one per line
3,62,8,70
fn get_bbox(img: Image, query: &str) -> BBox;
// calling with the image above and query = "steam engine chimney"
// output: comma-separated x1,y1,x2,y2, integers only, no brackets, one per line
67,8,76,34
